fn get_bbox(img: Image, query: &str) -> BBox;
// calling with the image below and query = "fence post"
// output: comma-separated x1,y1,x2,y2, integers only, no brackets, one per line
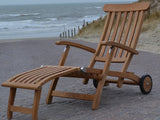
68,30,70,38
83,19,85,27
65,31,67,38
62,32,64,38
71,29,73,38
78,26,80,33
74,28,76,36
86,22,88,26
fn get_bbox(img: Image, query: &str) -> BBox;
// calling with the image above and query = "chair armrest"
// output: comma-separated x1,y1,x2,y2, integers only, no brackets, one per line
100,41,139,55
55,41,96,53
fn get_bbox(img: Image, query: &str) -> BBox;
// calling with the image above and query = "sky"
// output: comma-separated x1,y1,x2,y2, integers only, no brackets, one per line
0,0,137,5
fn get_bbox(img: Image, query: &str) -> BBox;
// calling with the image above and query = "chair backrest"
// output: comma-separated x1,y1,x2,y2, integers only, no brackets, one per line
90,2,150,71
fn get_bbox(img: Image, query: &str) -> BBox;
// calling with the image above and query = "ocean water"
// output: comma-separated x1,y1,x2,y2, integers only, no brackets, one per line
0,3,107,40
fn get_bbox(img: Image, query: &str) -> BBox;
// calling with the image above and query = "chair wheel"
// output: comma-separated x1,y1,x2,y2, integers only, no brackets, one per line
93,79,98,88
140,74,152,94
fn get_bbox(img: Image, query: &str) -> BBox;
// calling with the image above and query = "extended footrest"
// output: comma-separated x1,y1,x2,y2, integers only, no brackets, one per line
2,66,80,90
1,66,80,120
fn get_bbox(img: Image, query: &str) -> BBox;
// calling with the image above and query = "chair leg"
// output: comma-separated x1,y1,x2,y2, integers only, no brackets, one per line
117,77,124,88
46,78,59,104
92,78,106,110
83,78,89,84
7,87,17,119
32,89,42,120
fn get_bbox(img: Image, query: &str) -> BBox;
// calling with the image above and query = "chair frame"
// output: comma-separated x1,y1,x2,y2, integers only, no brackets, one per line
1,2,152,120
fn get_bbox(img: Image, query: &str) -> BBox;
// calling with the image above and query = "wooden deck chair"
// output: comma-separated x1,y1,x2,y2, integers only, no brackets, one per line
1,2,152,120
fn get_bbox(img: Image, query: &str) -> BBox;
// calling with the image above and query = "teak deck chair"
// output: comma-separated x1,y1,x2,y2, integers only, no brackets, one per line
1,2,152,120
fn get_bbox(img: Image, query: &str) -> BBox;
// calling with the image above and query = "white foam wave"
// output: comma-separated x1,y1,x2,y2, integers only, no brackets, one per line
0,19,66,31
95,6,102,9
79,15,101,23
0,13,40,18
47,18,57,21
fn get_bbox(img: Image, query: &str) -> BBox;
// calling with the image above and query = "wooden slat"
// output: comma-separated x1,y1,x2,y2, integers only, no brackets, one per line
28,67,70,84
64,72,102,80
100,12,111,42
9,67,45,82
38,67,79,86
85,68,102,74
1,82,38,89
100,41,138,55
103,2,150,12
17,67,54,83
99,12,115,57
112,58,126,63
107,71,140,83
111,12,121,42
127,11,139,47
51,91,94,101
10,106,32,114
124,11,139,57
114,12,127,57
2,66,80,90
55,41,96,53
105,79,139,85
95,56,125,63
106,12,121,58
13,67,55,83
118,11,133,58
131,11,144,49
58,45,70,66
23,68,59,84
14,67,64,83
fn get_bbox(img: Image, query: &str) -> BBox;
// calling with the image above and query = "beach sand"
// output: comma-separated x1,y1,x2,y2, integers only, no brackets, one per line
0,37,160,120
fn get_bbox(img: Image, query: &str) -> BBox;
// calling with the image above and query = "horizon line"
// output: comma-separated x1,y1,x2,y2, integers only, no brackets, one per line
0,1,137,6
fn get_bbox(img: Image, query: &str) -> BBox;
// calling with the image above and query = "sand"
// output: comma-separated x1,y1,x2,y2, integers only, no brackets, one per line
0,37,159,120
0,23,160,120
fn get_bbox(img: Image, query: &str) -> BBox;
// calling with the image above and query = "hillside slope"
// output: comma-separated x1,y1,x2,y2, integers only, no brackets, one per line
76,0,160,38
75,0,160,53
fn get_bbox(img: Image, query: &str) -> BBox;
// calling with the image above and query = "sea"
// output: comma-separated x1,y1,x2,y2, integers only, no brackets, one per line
0,2,108,40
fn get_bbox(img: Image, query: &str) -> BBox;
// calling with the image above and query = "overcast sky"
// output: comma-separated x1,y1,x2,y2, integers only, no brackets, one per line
0,0,137,5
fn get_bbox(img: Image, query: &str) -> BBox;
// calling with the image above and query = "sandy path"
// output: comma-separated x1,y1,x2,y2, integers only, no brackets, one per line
0,38,160,120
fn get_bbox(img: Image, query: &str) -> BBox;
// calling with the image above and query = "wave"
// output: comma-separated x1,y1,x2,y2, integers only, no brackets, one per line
47,18,57,21
95,6,102,9
79,15,101,23
0,19,65,31
0,13,40,18
86,6,102,9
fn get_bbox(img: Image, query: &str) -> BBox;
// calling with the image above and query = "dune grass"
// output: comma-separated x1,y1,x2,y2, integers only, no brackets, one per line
76,2,160,37
142,10,160,32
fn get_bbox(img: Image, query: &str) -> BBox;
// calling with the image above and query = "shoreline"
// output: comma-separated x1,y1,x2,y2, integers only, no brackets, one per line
0,37,58,43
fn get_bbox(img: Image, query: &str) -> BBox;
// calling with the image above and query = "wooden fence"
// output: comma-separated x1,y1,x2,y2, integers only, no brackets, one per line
59,17,103,38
